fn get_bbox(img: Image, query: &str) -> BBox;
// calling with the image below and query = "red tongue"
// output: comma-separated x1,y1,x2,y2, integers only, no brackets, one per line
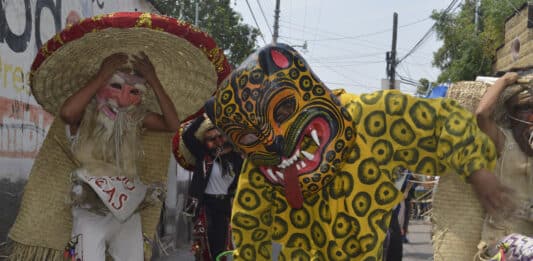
284,163,304,209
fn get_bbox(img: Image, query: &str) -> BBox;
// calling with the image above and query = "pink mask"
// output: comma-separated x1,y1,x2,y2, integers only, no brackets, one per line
96,71,146,120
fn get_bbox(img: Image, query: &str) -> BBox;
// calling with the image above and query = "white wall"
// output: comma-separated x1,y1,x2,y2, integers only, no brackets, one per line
0,0,157,181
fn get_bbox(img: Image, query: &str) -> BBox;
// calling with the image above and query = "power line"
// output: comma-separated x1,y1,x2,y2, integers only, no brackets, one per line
310,52,385,61
396,73,420,86
313,61,378,92
311,60,383,65
281,16,432,43
324,81,378,91
279,32,387,52
278,36,386,60
397,0,461,64
244,0,267,45
310,0,324,60
255,0,273,36
278,19,437,57
280,32,435,63
397,26,435,64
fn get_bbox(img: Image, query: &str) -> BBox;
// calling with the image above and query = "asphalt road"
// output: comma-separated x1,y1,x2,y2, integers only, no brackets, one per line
403,220,434,261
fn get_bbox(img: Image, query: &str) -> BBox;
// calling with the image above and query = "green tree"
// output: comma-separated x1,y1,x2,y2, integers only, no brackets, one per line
149,0,260,67
416,78,431,96
431,0,527,82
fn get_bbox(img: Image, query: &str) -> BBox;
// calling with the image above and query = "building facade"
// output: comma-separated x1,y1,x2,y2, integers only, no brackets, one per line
494,3,533,72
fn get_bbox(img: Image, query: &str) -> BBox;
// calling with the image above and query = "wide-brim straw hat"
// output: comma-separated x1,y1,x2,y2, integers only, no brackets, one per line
30,12,231,118
172,114,215,170
448,73,533,118
173,118,197,171
493,73,533,127
446,81,491,113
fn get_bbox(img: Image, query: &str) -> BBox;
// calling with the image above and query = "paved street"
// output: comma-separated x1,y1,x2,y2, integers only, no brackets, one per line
403,220,433,261
157,220,434,261
157,244,195,261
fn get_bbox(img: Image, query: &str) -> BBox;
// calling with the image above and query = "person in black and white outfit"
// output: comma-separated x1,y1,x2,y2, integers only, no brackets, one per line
182,114,243,261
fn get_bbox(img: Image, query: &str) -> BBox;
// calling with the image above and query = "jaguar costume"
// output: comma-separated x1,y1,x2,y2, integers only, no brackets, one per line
206,43,497,260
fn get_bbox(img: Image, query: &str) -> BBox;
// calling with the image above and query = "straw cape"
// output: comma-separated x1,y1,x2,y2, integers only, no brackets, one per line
431,81,489,260
8,12,230,260
432,74,532,260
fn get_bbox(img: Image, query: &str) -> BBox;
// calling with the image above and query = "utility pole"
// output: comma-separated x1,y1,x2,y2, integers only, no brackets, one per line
194,0,199,26
386,12,398,89
272,0,280,43
474,0,480,32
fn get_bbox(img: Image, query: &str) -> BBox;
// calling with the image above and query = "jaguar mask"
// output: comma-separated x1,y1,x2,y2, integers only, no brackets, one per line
207,44,354,208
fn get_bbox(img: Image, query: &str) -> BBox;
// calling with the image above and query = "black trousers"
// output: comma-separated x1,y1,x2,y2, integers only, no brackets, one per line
386,208,403,261
403,199,411,232
204,195,232,260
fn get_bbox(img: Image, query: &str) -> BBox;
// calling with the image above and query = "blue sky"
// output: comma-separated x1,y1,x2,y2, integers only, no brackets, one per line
232,0,454,94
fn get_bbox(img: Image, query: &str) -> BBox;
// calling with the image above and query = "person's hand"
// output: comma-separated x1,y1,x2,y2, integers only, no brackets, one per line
182,197,199,218
131,51,157,83
501,72,519,86
469,169,516,219
98,53,128,80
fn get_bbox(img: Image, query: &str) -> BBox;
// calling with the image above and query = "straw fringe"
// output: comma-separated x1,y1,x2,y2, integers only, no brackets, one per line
6,241,63,261
432,174,485,261
430,83,493,261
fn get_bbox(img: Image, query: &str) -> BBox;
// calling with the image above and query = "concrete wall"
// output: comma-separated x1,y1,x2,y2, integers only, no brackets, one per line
494,3,533,71
0,0,157,243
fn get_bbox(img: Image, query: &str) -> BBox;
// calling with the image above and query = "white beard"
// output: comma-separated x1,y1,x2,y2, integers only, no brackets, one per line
72,104,145,177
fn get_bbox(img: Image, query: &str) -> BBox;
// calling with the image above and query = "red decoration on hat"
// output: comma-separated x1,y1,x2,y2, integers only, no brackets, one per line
31,12,231,86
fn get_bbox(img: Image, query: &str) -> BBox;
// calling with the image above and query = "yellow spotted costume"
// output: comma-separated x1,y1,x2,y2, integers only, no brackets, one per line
207,44,497,260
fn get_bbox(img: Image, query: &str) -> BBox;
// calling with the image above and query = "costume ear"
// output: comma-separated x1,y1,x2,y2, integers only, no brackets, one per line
204,97,216,124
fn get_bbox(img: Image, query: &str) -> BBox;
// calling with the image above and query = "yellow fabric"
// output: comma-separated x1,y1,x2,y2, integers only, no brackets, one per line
230,90,497,261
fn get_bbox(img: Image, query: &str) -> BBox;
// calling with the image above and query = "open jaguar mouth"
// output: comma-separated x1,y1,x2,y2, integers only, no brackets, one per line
258,116,331,185
258,116,331,209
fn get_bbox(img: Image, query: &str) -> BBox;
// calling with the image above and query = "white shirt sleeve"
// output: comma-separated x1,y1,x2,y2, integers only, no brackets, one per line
65,124,79,145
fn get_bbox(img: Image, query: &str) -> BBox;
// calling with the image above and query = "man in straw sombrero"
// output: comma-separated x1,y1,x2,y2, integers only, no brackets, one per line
474,70,533,259
7,12,231,261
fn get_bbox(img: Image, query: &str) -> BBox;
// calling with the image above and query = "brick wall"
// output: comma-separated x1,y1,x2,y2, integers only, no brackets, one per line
494,3,533,72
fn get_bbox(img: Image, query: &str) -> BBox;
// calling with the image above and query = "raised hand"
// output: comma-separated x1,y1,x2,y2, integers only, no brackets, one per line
501,72,519,86
98,53,129,80
130,51,157,83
